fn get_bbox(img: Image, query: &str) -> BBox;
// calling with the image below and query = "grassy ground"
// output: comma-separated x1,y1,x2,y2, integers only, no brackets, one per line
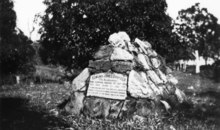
0,71,220,130
0,83,71,130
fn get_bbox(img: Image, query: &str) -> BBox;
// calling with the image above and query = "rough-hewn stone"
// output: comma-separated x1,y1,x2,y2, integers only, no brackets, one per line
89,60,111,71
108,32,131,50
83,97,110,118
72,68,90,91
94,45,113,60
155,69,167,83
160,100,171,112
167,74,178,85
110,47,133,61
136,99,155,117
119,99,136,118
160,66,172,75
147,70,163,85
108,33,126,49
136,54,151,70
150,57,161,69
134,38,149,54
148,79,161,95
118,31,131,43
65,91,85,115
166,83,176,95
108,100,124,118
128,70,156,99
83,97,124,118
134,38,152,55
111,61,133,73
146,48,157,57
175,88,187,103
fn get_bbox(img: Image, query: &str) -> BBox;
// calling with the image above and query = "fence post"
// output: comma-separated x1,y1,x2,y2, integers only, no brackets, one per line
195,50,200,74
16,75,20,84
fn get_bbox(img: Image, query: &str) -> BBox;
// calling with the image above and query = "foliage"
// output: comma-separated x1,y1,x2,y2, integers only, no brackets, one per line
0,0,35,76
212,24,220,58
39,0,178,68
174,3,219,60
166,30,193,61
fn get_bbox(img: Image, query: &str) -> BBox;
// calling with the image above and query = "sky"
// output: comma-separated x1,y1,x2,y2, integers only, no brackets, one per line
166,0,220,20
13,0,220,41
14,0,46,41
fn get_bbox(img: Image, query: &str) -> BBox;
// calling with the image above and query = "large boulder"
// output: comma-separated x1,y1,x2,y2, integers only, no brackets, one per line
128,70,158,98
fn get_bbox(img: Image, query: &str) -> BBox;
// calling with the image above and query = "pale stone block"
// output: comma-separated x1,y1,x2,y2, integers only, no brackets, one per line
147,70,163,85
110,47,133,61
128,70,156,99
72,68,90,91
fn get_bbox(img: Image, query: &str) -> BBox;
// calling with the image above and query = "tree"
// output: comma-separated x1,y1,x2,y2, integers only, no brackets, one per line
212,24,220,59
39,0,176,69
0,0,35,76
174,3,219,62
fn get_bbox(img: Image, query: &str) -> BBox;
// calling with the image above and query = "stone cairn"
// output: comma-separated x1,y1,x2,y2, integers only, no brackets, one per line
64,32,186,119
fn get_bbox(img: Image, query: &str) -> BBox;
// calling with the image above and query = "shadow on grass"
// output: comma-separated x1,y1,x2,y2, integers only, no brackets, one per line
0,97,69,130
182,91,220,125
197,91,220,117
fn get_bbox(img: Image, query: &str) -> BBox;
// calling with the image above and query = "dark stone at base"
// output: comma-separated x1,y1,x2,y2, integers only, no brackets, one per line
135,99,155,117
64,95,181,119
83,97,110,118
93,45,113,60
89,60,111,72
111,61,133,73
166,94,179,107
165,83,176,95
83,97,123,118
89,68,102,74
65,91,85,115
120,99,137,118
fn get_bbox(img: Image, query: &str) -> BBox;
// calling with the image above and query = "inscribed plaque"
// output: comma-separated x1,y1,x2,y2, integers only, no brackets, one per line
87,73,127,100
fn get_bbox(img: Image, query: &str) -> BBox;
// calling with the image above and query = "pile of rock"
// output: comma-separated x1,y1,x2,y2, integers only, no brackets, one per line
64,32,186,119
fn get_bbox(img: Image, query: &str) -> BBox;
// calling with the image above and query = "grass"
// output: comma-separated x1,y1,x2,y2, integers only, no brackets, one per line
0,71,220,130
0,83,71,130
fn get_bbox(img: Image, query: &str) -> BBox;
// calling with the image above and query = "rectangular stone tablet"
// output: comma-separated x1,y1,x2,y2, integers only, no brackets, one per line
87,73,127,100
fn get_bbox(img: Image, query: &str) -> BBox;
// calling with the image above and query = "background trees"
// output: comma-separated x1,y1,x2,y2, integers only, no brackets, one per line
174,3,219,61
39,0,178,69
0,0,35,76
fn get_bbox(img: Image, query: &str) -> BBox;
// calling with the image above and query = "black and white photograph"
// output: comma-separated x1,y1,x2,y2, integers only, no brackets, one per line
0,0,220,129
